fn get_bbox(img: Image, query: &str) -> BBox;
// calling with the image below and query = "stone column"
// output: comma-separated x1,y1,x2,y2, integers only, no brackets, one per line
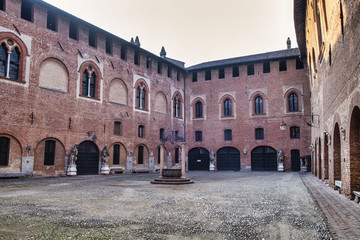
159,144,165,178
181,143,186,178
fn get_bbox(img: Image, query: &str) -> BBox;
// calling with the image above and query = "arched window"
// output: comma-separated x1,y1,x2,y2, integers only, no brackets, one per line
195,101,203,118
173,96,181,118
82,68,96,98
136,83,146,110
289,93,299,112
255,96,263,114
113,144,120,165
224,99,232,116
0,43,20,80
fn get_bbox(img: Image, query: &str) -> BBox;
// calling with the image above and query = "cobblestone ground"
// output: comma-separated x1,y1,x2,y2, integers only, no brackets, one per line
0,172,332,240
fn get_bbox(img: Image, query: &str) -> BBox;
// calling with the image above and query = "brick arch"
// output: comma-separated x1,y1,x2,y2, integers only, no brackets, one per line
134,144,149,166
249,91,267,115
0,133,23,174
333,122,342,186
284,88,303,113
109,78,128,105
39,57,69,92
79,61,102,100
0,32,29,83
109,142,127,168
349,105,360,196
191,97,206,119
154,91,167,114
219,94,236,117
33,137,66,177
172,91,183,118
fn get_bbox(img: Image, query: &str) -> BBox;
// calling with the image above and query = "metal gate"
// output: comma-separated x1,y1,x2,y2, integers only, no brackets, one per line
251,146,277,171
217,147,240,171
291,149,300,171
188,147,209,171
77,141,99,175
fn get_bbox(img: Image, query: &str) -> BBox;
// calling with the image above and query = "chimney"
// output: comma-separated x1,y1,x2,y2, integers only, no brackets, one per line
287,37,291,49
160,46,166,58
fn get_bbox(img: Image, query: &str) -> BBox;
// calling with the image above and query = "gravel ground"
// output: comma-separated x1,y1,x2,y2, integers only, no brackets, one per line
0,171,332,240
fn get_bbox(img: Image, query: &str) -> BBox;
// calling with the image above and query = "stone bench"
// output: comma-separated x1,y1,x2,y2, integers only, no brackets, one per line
132,168,150,173
353,191,360,204
110,167,124,175
334,180,342,194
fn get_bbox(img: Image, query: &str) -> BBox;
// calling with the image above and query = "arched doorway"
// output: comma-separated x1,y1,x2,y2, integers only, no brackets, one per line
188,147,209,171
291,149,300,171
251,146,277,171
217,147,240,171
333,123,341,184
77,141,99,175
318,138,322,179
350,106,360,193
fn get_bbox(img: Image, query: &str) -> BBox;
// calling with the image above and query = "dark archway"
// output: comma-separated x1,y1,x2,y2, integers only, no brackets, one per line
350,106,360,193
333,123,341,184
188,147,209,171
77,141,99,175
324,134,329,180
217,147,240,171
291,149,300,171
251,146,277,171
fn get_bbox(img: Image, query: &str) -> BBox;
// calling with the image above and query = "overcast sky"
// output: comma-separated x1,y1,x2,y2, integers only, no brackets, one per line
44,0,297,67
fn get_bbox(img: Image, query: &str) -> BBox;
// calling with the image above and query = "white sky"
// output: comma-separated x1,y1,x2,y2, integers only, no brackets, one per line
44,0,297,67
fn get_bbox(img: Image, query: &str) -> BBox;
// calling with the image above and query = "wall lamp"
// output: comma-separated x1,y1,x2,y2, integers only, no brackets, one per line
280,119,287,131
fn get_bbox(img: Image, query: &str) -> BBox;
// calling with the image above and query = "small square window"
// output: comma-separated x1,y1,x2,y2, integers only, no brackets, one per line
219,68,225,79
89,29,97,48
69,21,78,40
255,128,264,139
296,58,304,69
121,45,127,60
290,126,300,139
205,70,211,81
247,64,254,75
233,66,239,77
263,62,270,73
279,60,287,71
47,12,57,32
192,72,198,82
157,62,162,74
106,38,112,54
224,129,232,141
195,131,202,142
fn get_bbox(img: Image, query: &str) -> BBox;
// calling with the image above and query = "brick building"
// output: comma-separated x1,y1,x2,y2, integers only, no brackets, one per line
294,0,360,199
0,0,311,177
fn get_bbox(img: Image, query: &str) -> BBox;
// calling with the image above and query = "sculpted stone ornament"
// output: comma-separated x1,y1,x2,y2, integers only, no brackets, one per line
101,146,110,175
209,150,215,171
67,144,79,176
277,149,284,172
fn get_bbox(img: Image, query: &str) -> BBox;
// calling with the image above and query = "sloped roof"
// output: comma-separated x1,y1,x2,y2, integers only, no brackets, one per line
187,48,301,71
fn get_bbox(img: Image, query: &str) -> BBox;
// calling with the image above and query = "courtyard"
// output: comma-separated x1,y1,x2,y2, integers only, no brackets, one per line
0,172,333,239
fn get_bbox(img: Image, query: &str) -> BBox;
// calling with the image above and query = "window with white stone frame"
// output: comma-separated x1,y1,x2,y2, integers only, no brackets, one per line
0,42,20,80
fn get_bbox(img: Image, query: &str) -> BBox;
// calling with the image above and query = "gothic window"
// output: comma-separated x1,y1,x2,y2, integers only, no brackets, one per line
82,67,96,98
173,94,182,118
0,137,10,166
224,99,232,116
195,101,203,118
255,96,263,114
289,93,299,112
113,144,120,165
255,128,264,139
290,126,300,139
136,83,146,110
0,42,20,80
44,140,56,166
